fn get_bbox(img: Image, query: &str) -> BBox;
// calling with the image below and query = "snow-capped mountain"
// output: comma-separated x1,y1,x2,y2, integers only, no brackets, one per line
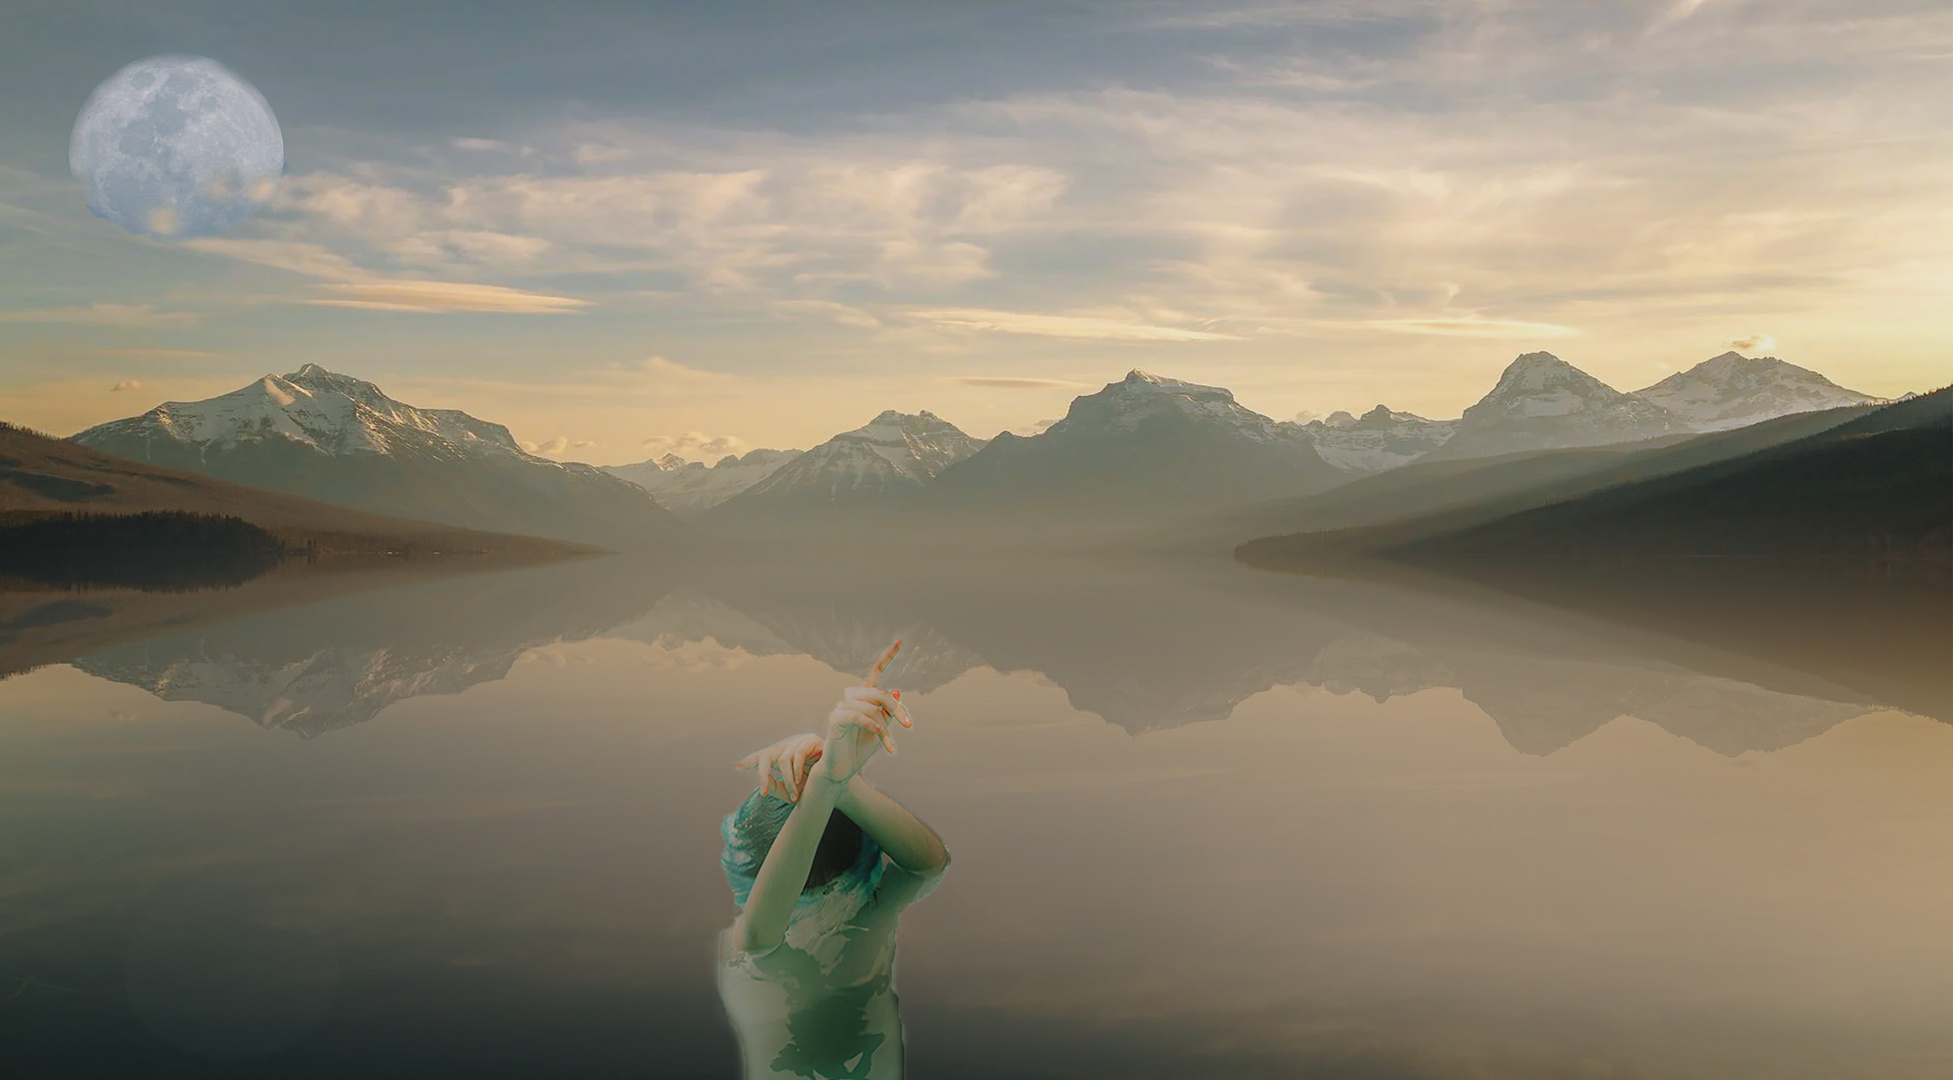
1303,405,1456,474
1423,352,1683,461
928,370,1344,510
1632,352,1881,431
710,410,985,517
603,448,801,518
72,364,682,550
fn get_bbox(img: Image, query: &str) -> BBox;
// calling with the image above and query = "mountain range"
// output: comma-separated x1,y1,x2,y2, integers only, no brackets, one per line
600,449,802,518
633,352,1884,528
60,349,1886,546
72,365,683,551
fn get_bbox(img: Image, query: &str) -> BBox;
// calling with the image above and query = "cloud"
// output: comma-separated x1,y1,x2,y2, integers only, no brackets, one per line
452,137,511,152
639,431,753,461
771,299,882,329
1728,333,1777,353
308,281,591,314
1366,316,1580,339
110,378,143,391
623,356,735,382
1650,0,1712,33
910,308,1242,342
388,230,551,267
521,435,599,456
97,348,223,360
1011,417,1061,436
943,376,1094,389
181,238,367,281
572,142,634,164
183,232,584,314
0,303,199,328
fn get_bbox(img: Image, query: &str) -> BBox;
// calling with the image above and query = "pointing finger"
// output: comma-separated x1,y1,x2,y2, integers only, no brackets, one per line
861,638,901,689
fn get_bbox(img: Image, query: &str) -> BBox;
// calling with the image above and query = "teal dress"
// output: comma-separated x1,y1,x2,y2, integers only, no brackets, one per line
718,863,942,1080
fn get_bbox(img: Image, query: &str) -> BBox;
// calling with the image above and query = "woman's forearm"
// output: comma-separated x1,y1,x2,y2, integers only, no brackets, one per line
734,760,847,953
836,776,949,873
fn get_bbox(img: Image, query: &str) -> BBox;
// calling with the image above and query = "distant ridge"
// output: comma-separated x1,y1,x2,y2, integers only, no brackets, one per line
926,370,1343,513
72,366,683,551
1,420,582,560
709,410,985,520
1632,352,1880,431
602,448,802,518
1392,387,1951,563
1419,352,1683,461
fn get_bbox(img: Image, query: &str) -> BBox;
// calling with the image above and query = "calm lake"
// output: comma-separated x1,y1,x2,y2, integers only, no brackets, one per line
1,552,1948,1079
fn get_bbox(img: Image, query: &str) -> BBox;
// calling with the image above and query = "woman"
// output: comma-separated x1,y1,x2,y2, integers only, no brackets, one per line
718,640,950,1080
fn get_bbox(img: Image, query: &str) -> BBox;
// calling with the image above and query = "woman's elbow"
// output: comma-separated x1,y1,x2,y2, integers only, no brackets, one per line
730,915,782,957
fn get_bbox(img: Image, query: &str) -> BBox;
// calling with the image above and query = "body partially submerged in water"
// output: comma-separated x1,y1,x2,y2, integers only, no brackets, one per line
718,641,949,1080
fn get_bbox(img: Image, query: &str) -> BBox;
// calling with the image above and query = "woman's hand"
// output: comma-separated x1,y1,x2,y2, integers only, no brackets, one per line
815,640,913,789
733,732,825,802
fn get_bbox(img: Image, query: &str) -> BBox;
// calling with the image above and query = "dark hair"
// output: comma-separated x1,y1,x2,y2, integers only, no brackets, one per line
722,791,881,904
805,811,866,892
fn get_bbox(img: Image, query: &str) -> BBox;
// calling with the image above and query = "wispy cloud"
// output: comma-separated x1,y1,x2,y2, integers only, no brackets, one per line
1728,333,1777,353
98,348,224,360
109,378,143,391
910,308,1242,342
181,238,368,281
185,234,585,313
1649,0,1712,33
1366,316,1580,339
638,431,753,461
521,435,599,455
308,281,591,314
0,303,199,327
771,299,882,329
942,376,1095,389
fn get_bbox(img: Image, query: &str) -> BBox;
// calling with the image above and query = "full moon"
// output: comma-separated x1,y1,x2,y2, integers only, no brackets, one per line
69,55,283,240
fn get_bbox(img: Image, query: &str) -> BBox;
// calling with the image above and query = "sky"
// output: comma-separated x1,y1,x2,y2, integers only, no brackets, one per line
1,0,1948,464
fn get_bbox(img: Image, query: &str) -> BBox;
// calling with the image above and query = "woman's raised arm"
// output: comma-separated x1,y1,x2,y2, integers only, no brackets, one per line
730,640,913,954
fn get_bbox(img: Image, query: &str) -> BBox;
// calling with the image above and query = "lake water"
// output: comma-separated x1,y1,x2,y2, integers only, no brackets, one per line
1,552,1948,1078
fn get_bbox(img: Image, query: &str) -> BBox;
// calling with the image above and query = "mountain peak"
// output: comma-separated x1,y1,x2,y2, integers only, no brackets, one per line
70,368,682,548
718,408,985,512
1482,351,1614,400
1422,351,1679,460
1633,352,1877,431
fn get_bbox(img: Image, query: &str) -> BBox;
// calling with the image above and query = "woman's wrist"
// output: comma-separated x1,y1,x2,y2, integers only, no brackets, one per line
805,756,854,794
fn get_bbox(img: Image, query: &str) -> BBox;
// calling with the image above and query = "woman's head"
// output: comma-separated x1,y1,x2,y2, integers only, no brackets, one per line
722,789,880,906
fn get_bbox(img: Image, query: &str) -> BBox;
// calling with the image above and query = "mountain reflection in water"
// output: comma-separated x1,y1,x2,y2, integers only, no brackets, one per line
0,551,1947,1079
36,550,1933,755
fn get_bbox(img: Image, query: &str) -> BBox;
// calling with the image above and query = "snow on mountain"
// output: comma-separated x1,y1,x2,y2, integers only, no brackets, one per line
1424,351,1684,461
1302,405,1456,474
1048,369,1299,443
603,448,802,518
711,410,985,516
1632,352,1882,431
928,370,1344,510
72,364,682,550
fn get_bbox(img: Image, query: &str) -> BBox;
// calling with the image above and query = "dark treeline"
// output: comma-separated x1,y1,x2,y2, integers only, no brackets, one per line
0,511,284,592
